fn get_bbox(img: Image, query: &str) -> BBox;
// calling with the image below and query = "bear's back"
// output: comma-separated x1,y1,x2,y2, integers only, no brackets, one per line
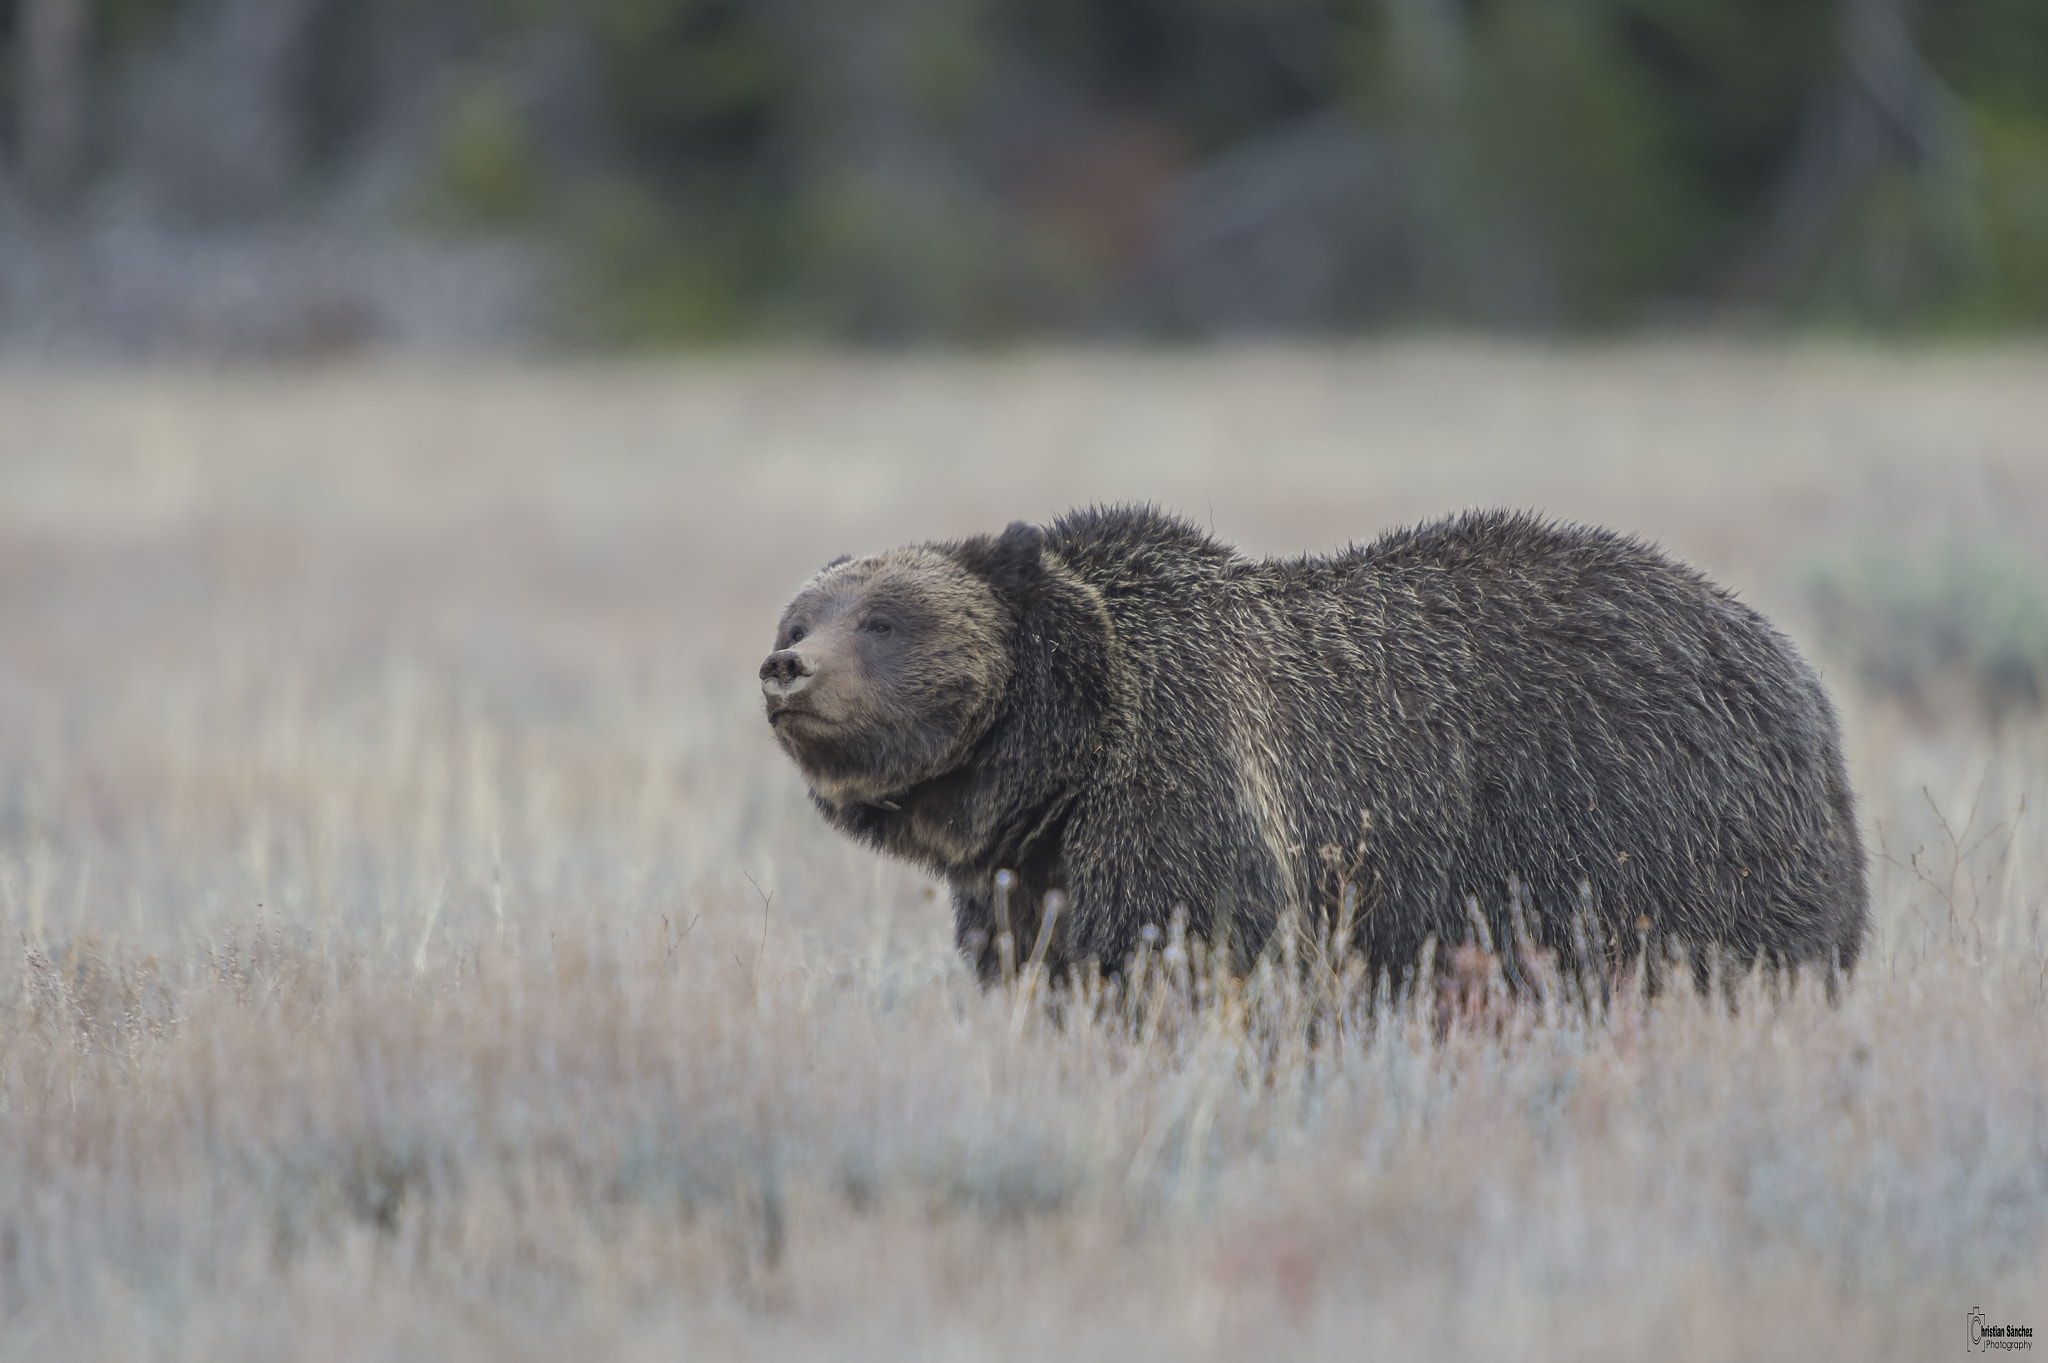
1045,504,1864,976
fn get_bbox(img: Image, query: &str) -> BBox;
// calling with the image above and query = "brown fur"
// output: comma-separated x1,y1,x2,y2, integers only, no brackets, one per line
764,507,1868,989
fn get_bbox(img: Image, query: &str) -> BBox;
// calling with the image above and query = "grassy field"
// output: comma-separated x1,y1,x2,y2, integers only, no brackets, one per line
2,347,2045,1360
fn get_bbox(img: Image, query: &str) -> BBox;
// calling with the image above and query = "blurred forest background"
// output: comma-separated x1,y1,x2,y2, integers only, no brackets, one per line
2,0,2046,354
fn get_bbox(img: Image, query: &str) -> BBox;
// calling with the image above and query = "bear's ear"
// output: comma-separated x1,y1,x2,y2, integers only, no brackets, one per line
822,553,853,570
958,520,1045,604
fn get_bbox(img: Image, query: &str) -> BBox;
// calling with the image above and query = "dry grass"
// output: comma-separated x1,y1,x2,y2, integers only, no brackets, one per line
2,345,2046,1360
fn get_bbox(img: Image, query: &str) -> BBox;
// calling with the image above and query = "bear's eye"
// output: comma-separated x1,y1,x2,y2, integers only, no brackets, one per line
788,625,807,644
864,619,893,636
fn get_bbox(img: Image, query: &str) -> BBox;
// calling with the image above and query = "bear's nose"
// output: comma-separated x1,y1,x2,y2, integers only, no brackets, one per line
760,648,817,696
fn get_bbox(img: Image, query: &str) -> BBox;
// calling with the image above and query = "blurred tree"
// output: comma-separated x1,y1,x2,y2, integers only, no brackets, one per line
1721,0,1963,312
432,75,543,226
560,0,805,338
16,0,91,210
0,0,2043,345
1385,0,1837,325
1925,0,2048,123
1006,0,1356,153
1919,0,2048,324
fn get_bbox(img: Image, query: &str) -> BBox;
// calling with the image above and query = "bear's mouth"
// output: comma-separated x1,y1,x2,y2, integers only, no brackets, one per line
766,699,829,730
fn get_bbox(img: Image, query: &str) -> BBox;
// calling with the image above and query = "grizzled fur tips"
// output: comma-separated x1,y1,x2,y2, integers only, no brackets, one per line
761,506,1868,988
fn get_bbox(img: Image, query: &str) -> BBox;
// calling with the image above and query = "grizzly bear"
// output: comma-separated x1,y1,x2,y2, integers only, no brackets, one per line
761,507,1866,988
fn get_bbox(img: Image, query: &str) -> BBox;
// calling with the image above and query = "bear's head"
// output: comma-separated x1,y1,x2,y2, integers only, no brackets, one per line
761,522,1046,807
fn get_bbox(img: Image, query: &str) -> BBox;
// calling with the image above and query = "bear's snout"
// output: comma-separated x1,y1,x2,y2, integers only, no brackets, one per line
760,648,818,702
